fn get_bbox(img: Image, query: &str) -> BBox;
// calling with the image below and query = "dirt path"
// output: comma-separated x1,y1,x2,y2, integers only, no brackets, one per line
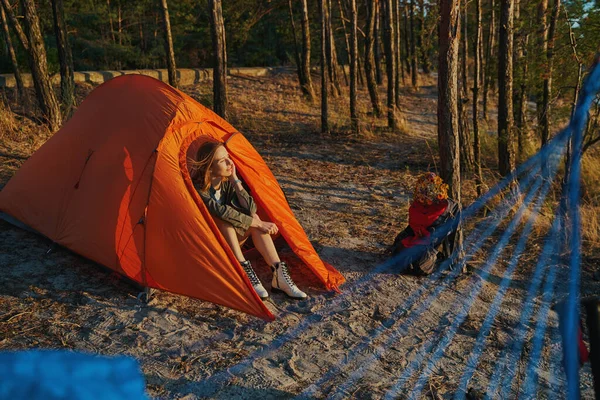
0,74,596,399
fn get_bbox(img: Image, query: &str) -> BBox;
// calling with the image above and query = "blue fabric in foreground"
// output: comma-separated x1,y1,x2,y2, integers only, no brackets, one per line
0,350,147,400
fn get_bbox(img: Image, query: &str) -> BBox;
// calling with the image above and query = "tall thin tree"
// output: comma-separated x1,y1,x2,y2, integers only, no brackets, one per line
482,0,496,120
409,0,418,87
21,0,62,131
473,0,484,196
160,0,178,88
320,0,330,133
438,0,461,200
208,0,227,119
51,0,76,115
458,0,474,173
498,0,515,176
365,0,382,117
374,3,384,84
0,4,25,102
300,0,315,100
540,0,560,146
350,0,359,133
382,0,398,130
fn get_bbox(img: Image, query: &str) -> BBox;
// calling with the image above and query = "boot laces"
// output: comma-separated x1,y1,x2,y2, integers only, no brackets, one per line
278,262,298,289
241,261,260,286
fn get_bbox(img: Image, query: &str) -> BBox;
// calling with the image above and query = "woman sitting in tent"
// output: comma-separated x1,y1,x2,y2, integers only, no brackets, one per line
389,172,461,275
190,141,307,300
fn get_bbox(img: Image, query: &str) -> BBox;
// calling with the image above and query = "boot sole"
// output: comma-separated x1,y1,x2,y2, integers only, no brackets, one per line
271,287,307,300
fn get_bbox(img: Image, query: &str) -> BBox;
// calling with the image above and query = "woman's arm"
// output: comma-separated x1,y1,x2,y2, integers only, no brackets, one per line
228,164,257,215
198,190,254,231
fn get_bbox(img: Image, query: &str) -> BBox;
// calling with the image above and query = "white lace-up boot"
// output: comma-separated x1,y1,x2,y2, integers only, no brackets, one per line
240,260,269,300
271,261,307,299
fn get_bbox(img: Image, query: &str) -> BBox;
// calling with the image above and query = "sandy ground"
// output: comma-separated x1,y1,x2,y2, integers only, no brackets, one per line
0,73,598,399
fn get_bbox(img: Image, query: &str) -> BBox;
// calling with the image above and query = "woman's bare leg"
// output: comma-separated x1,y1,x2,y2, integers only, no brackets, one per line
250,228,280,266
213,219,245,262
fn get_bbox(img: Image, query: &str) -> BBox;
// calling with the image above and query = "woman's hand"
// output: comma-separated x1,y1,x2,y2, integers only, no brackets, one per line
228,160,239,182
251,214,279,235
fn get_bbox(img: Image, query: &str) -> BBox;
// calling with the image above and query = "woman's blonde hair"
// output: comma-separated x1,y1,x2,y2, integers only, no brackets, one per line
188,140,223,192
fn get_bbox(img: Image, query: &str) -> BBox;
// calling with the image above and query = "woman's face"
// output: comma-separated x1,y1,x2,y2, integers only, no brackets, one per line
210,146,234,178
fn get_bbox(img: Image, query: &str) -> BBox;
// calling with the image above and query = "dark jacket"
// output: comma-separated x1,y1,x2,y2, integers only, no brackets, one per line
195,180,257,234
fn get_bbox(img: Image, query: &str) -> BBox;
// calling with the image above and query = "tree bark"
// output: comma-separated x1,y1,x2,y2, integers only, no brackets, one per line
350,0,358,134
498,0,515,176
289,0,303,90
409,0,418,87
458,0,473,173
403,6,412,77
51,0,76,115
482,0,495,120
1,0,28,50
0,4,25,102
320,0,330,133
326,0,342,96
535,0,548,140
473,0,484,196
438,0,461,202
208,0,228,119
107,0,115,44
374,2,384,85
540,0,560,146
160,0,178,88
21,0,62,131
418,0,430,74
382,0,398,130
337,0,350,86
299,0,315,100
365,0,382,117
394,0,401,106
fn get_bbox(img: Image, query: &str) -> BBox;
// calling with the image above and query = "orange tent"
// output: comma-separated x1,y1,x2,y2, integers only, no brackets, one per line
0,74,345,320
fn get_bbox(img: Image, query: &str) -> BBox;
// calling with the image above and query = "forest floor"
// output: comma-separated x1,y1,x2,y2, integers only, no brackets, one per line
0,72,598,399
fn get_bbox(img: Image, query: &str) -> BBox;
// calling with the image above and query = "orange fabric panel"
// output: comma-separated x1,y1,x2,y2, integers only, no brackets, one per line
0,75,180,282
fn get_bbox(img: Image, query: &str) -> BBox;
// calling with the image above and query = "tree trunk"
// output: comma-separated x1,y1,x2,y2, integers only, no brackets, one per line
337,0,350,86
540,0,560,146
298,0,316,100
535,0,548,139
458,0,474,173
418,0,430,74
160,0,178,88
482,0,495,120
350,0,358,134
365,0,382,117
403,7,412,77
300,0,316,100
516,33,529,158
398,0,406,83
51,0,76,115
438,0,461,202
498,0,515,176
374,3,384,85
393,0,401,106
107,0,115,44
208,0,228,119
0,0,28,50
289,0,303,90
326,0,342,96
409,0,418,87
382,0,398,130
21,0,62,131
473,0,484,196
320,0,330,133
0,4,25,102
